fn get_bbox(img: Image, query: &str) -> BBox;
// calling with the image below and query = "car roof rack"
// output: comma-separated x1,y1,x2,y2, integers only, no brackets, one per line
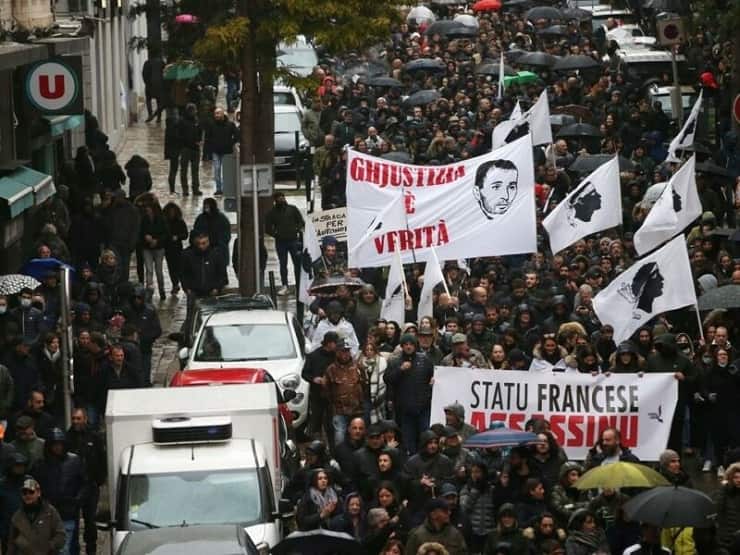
196,293,275,315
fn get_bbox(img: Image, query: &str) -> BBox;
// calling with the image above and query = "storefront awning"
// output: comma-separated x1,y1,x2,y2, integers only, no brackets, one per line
11,166,56,206
0,176,34,219
43,115,84,137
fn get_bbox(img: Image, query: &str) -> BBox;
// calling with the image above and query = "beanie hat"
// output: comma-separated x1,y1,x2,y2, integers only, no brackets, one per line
659,449,679,468
400,333,418,346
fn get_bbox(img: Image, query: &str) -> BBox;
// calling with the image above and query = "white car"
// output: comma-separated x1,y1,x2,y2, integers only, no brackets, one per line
178,309,310,430
277,35,318,77
606,25,657,48
273,84,305,115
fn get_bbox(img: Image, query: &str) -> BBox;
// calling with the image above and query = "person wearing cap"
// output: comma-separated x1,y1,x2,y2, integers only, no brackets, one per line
384,334,434,454
265,192,305,296
352,422,387,496
310,301,359,357
418,324,444,366
404,496,468,555
440,334,490,369
324,339,366,447
302,331,338,441
443,404,476,442
438,482,473,547
6,476,65,555
32,428,86,554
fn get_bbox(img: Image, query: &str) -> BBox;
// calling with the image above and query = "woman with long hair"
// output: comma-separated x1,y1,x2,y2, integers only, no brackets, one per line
138,201,168,300
357,341,388,423
162,202,189,296
296,469,341,531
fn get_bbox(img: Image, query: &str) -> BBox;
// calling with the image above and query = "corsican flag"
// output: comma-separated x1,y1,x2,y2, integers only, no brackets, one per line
381,250,406,325
491,90,552,149
593,235,696,343
298,217,322,306
497,50,505,101
666,90,703,163
417,248,446,322
634,155,701,256
543,156,622,254
350,193,407,263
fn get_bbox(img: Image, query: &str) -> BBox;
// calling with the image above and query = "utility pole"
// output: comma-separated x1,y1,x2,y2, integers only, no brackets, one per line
145,0,162,56
237,0,275,295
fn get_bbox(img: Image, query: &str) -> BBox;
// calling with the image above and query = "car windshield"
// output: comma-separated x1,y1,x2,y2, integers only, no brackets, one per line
195,323,296,361
277,48,318,76
274,92,296,106
275,111,301,134
127,469,262,528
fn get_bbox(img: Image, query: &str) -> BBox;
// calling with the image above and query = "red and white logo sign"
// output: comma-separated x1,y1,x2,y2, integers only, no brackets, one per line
26,60,79,112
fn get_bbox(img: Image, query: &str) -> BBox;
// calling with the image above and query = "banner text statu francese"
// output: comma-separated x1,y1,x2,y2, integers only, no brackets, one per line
469,380,641,449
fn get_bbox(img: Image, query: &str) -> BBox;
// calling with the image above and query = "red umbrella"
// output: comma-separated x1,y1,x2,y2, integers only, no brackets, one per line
473,0,502,11
175,14,199,24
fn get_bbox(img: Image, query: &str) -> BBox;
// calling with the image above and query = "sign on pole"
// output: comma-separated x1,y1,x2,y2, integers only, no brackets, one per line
310,208,347,242
240,164,274,197
25,57,84,114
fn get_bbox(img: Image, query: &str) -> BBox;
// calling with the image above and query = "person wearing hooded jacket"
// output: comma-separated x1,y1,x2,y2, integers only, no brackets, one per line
123,286,161,383
550,462,589,527
459,459,496,552
177,103,202,196
402,431,454,515
714,462,740,549
607,341,644,373
564,509,610,555
352,284,381,347
193,198,231,270
30,428,87,555
483,503,531,555
704,346,740,472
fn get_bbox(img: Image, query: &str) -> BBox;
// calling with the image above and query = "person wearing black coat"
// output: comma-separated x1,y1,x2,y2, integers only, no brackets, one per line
72,331,107,428
125,155,153,201
95,150,126,193
123,287,161,382
119,324,146,387
402,430,454,514
67,407,106,555
162,202,188,296
193,198,231,271
2,339,40,413
181,232,228,335
164,114,181,193
100,345,141,413
102,191,141,283
177,103,202,196
69,199,103,269
0,452,28,552
296,469,342,531
138,204,168,300
204,108,239,195
301,332,337,441
334,417,366,480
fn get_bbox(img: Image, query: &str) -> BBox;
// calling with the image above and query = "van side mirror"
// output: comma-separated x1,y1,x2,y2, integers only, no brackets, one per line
96,509,113,531
178,347,189,361
168,332,185,344
282,389,297,402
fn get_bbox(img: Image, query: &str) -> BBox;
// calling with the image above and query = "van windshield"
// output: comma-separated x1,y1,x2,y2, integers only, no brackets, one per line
195,323,297,361
127,469,262,528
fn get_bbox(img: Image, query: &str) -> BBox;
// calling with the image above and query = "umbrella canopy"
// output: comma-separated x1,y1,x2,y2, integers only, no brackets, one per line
463,428,542,449
475,62,516,76
308,276,366,298
404,58,447,74
272,529,359,555
504,0,533,7
342,61,388,78
21,258,75,281
0,274,40,296
550,114,577,128
697,284,740,311
403,89,442,107
557,123,602,138
366,76,402,88
525,6,562,21
453,14,480,28
163,61,200,81
472,0,503,11
553,54,601,72
431,0,463,5
517,51,560,68
562,7,592,20
624,486,715,528
575,462,671,490
503,71,540,87
570,154,636,174
696,161,735,178
643,0,689,12
407,6,436,25
538,24,569,36
553,104,593,122
504,48,528,62
381,151,413,163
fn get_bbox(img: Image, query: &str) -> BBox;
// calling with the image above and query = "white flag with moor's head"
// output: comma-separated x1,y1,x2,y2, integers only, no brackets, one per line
491,91,552,149
347,134,536,267
593,236,696,343
633,155,701,256
381,250,406,325
543,156,622,254
298,217,322,306
666,90,702,163
417,248,446,322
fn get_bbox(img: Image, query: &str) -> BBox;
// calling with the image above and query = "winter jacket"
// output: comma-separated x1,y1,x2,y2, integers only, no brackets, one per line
440,348,490,369
123,302,161,345
483,525,531,555
181,246,228,295
405,518,469,555
104,199,141,253
164,218,188,255
31,450,87,520
324,360,365,416
6,500,65,555
403,434,454,509
193,210,231,264
66,426,106,486
178,114,202,150
384,350,434,415
302,109,323,147
0,473,24,541
584,445,639,470
138,213,168,251
714,465,740,548
550,484,590,526
265,203,304,242
126,165,152,200
9,438,44,469
516,496,548,528
205,118,239,155
10,308,44,343
460,483,496,536
2,352,40,413
0,365,14,420
646,334,697,402
295,487,341,531
564,529,610,555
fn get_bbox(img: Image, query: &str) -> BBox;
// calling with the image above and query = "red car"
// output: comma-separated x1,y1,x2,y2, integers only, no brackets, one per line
170,367,295,429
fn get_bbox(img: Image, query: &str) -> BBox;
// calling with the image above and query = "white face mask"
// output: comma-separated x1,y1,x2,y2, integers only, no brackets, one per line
20,298,31,308
0,305,6,314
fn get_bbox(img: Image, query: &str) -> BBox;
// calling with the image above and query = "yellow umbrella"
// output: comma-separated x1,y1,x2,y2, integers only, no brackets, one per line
574,462,670,490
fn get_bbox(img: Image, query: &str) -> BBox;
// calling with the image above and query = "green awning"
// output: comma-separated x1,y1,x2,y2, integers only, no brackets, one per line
43,115,84,137
11,167,55,206
0,176,34,219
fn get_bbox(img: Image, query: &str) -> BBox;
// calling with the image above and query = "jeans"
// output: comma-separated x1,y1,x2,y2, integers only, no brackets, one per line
143,248,166,295
80,486,99,554
332,414,351,447
400,408,431,455
226,79,240,112
62,519,78,555
168,156,179,193
212,153,225,192
275,239,301,287
180,147,200,193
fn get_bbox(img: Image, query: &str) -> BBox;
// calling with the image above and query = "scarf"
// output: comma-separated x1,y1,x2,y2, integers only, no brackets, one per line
44,348,61,363
309,486,338,512
569,529,606,551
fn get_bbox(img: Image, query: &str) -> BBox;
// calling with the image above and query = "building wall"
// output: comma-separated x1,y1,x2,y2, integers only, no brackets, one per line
11,0,54,28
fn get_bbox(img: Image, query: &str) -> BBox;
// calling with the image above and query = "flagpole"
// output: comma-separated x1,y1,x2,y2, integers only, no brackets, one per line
693,304,705,344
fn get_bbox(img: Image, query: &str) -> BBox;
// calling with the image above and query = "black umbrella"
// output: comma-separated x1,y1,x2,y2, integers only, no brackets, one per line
538,24,569,36
381,151,413,163
557,123,602,138
504,48,528,62
404,58,446,73
697,284,740,311
503,0,533,7
643,0,689,12
562,7,592,20
431,0,463,5
553,54,601,72
570,154,636,174
525,6,562,21
272,530,359,555
475,62,516,76
308,276,367,299
696,161,735,178
517,51,560,68
550,114,576,128
403,89,442,107
424,20,476,38
445,24,478,39
367,76,402,88
342,61,388,78
624,486,715,528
